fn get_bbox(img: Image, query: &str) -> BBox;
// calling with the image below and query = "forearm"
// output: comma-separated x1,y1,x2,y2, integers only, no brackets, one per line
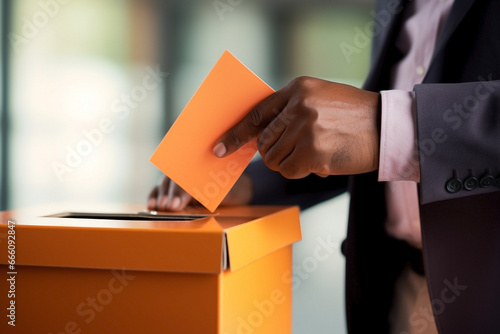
415,79,500,204
245,158,348,210
377,79,500,204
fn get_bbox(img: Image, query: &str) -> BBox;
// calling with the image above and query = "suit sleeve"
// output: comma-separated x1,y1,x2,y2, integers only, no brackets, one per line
245,158,348,210
414,79,500,204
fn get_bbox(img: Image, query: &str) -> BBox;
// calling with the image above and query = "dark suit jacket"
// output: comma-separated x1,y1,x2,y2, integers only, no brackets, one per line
247,0,500,333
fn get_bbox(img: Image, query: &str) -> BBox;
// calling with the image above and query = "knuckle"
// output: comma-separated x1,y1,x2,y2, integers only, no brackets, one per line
290,76,316,94
257,125,279,150
280,109,297,125
247,107,264,128
301,97,318,114
271,114,286,129
263,156,279,172
310,158,329,174
256,132,268,150
291,96,317,120
287,99,316,121
279,161,299,179
263,148,277,167
292,76,311,88
227,128,241,146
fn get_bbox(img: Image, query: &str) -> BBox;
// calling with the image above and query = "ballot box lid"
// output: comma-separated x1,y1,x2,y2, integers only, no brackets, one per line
0,203,301,274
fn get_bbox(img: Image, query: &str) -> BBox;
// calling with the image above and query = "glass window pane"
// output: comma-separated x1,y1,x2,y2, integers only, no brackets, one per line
9,0,164,208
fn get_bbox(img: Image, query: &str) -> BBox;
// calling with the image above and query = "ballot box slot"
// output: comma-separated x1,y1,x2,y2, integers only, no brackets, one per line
44,211,209,221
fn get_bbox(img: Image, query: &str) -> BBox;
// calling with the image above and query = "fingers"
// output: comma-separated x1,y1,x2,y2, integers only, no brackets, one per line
156,176,170,210
147,186,159,210
147,176,169,210
277,146,311,179
213,89,289,158
257,110,287,152
148,176,193,212
257,108,297,171
262,131,312,179
166,179,193,211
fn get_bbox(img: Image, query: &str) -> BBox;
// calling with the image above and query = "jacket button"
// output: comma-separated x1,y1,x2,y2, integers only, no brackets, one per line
479,174,495,188
494,177,500,188
464,176,478,190
446,178,462,193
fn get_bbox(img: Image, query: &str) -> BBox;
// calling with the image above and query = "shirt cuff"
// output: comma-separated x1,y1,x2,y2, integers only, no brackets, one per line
378,90,420,182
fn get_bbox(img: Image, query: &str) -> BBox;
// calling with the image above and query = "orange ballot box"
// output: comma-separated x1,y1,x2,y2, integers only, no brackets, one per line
0,203,301,334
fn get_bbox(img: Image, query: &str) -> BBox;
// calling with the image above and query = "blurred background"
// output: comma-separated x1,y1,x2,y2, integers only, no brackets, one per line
0,0,374,332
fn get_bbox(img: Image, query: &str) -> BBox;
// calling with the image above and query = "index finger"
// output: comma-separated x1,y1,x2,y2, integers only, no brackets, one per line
213,88,289,158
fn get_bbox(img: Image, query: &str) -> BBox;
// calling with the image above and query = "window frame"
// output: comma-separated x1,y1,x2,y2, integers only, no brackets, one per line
0,0,11,210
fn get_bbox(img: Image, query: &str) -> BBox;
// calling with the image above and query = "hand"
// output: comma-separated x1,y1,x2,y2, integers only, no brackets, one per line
147,176,194,211
212,76,381,178
147,173,254,211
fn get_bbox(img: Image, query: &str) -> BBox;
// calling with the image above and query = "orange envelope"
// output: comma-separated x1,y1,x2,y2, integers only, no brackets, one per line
150,50,275,212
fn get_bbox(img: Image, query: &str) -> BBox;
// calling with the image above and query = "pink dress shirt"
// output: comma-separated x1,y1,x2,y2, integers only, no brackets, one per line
379,0,453,249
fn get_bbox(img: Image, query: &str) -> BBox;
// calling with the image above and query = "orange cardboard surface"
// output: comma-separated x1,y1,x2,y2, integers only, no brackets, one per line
150,50,275,212
0,203,301,334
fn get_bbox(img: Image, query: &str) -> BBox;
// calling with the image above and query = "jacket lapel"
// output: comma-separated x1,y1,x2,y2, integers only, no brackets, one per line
425,0,476,81
363,0,410,90
365,0,477,89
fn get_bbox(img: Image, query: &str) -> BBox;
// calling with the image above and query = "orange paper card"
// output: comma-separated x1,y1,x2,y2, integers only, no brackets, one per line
150,50,274,212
